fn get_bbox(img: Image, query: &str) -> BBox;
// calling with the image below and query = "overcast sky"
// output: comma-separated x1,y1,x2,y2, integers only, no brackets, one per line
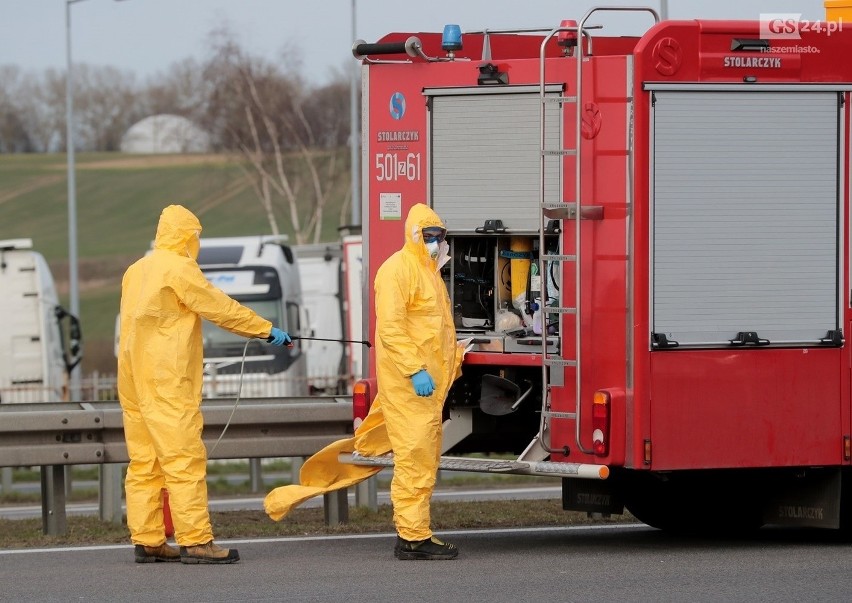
0,0,831,83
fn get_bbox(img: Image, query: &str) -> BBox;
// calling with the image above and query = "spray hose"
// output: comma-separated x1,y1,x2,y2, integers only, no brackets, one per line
207,338,252,456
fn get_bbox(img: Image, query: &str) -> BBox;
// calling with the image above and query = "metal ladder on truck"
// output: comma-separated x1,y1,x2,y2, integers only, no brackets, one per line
534,7,659,458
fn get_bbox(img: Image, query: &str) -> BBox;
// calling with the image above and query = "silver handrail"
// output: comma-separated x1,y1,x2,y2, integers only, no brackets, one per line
535,7,660,457
571,6,659,455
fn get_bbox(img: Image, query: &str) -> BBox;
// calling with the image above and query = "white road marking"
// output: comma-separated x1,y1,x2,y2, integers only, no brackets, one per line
0,523,647,556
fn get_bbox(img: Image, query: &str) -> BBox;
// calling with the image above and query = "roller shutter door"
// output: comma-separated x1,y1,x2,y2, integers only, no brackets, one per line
652,90,840,347
429,89,561,232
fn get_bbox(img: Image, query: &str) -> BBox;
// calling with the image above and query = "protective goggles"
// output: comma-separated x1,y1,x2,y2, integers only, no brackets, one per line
422,227,447,244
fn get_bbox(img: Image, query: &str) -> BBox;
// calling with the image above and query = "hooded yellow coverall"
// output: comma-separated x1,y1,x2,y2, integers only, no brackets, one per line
264,203,464,541
118,204,273,547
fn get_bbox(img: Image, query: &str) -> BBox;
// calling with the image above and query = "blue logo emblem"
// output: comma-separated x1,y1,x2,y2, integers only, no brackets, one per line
389,92,406,120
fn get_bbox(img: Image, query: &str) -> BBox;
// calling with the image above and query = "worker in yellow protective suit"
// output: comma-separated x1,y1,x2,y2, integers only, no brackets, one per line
118,204,291,565
264,203,466,560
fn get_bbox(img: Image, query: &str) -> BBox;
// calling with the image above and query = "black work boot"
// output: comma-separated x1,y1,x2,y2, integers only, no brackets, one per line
394,536,459,560
180,541,240,564
134,543,181,563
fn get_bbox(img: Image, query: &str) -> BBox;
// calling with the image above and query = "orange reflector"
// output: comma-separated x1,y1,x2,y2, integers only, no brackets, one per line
845,435,851,461
643,439,652,465
599,465,610,479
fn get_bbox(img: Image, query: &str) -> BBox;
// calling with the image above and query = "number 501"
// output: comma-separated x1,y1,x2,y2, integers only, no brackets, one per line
375,153,421,181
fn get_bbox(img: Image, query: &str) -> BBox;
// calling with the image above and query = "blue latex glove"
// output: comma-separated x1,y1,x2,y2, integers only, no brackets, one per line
267,327,292,346
410,369,435,396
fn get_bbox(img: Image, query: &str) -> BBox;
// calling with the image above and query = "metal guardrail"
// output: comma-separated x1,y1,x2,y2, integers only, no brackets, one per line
0,397,354,535
0,397,353,465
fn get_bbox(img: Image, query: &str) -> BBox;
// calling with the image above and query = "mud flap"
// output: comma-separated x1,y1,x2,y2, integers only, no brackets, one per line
763,468,841,529
562,477,624,515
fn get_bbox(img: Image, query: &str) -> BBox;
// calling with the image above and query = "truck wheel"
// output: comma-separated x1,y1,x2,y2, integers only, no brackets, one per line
619,470,764,535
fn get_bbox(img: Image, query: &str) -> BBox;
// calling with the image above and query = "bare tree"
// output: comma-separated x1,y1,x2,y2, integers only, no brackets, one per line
201,29,349,244
15,71,62,152
73,65,142,151
141,58,211,124
307,75,350,148
0,66,36,152
38,68,72,151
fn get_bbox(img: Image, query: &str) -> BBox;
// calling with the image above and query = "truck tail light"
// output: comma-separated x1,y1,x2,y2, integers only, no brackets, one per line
592,390,610,457
352,379,372,430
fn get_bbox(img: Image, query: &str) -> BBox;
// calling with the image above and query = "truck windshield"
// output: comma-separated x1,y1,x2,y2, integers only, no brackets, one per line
202,299,283,353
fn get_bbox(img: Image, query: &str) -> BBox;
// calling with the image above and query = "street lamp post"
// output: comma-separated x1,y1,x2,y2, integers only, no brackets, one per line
65,0,128,401
350,0,360,226
64,0,131,531
350,2,375,511
65,0,83,401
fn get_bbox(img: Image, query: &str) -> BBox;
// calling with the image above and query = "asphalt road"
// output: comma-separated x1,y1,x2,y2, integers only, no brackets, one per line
2,524,850,602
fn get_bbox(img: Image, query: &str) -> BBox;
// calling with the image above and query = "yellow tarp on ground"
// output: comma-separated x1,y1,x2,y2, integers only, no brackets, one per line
264,399,390,521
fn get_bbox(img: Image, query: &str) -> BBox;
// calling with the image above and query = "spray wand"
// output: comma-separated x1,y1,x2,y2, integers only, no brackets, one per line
283,336,372,347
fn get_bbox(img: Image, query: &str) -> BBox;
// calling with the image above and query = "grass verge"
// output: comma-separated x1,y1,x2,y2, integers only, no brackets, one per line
0,499,635,550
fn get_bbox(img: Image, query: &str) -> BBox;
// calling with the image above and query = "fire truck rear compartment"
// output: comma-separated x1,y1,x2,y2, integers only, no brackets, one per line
444,364,543,455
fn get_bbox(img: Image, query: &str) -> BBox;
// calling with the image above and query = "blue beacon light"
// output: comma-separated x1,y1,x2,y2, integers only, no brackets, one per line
442,24,462,57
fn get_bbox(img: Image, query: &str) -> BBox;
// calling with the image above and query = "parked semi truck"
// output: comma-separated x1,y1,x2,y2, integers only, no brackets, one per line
349,6,852,533
294,232,363,394
0,239,82,403
197,235,308,398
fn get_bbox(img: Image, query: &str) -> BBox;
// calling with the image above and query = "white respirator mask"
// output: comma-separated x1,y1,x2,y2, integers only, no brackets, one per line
425,240,440,259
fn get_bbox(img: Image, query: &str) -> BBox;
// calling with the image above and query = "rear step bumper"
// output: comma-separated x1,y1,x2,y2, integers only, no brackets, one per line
339,453,609,480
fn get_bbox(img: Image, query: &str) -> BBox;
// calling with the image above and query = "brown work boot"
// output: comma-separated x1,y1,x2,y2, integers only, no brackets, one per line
179,541,240,565
134,543,181,563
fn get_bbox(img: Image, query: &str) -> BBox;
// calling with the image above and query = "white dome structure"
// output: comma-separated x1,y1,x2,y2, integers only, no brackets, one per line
120,114,211,154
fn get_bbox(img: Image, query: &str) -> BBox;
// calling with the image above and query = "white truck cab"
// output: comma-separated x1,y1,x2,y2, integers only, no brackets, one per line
197,235,308,398
0,239,82,403
294,232,364,394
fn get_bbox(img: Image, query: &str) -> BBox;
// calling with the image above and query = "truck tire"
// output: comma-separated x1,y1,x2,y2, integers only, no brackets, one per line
618,469,765,536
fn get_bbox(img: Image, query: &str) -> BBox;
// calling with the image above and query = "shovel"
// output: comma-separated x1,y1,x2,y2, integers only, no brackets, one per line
479,374,533,416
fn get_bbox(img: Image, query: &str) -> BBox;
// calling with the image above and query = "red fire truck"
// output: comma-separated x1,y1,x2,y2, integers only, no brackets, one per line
348,6,852,533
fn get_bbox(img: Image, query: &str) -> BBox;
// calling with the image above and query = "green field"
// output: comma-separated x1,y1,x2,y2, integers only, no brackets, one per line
0,152,351,372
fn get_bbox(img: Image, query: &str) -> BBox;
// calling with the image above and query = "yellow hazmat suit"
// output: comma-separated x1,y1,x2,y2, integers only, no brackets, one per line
118,204,273,547
264,203,464,541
